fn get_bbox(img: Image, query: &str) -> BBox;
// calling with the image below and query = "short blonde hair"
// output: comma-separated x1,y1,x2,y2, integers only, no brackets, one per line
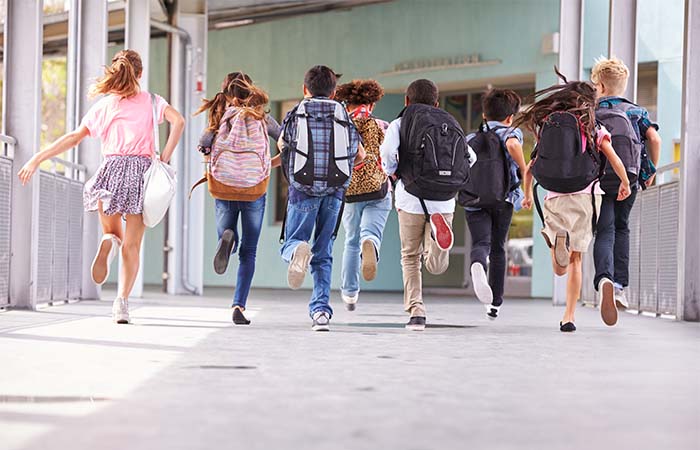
591,57,629,96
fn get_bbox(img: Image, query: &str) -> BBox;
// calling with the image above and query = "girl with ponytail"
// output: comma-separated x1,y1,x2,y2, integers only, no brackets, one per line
18,49,186,325
194,72,280,325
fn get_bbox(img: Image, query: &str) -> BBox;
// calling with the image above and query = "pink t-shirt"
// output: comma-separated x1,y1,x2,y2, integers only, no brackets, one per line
80,91,169,157
545,125,611,200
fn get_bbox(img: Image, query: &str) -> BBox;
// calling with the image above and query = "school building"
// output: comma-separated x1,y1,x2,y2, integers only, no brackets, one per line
125,0,686,302
2,0,697,321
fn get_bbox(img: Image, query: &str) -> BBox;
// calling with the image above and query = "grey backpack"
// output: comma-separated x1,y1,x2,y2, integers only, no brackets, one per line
595,100,642,194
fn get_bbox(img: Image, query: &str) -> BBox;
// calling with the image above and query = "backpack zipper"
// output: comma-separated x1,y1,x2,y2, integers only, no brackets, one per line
426,133,439,168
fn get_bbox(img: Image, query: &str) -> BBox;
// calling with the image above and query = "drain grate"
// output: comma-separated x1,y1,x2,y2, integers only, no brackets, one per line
187,365,257,370
0,395,110,403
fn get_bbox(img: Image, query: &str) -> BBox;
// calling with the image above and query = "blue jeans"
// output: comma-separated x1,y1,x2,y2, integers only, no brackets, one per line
280,195,343,318
593,188,638,290
215,195,266,308
340,192,392,296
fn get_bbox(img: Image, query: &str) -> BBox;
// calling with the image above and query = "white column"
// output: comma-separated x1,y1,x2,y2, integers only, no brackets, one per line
608,0,638,101
124,0,151,298
678,0,700,321
166,0,206,295
77,0,109,300
558,0,584,81
5,0,44,309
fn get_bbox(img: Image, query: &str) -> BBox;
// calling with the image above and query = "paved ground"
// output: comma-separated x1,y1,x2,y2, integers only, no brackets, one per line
1,289,699,450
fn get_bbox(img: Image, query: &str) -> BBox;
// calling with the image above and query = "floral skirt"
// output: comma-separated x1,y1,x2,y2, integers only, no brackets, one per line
83,155,152,216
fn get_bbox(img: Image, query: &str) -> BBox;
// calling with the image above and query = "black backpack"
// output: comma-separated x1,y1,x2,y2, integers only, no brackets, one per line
596,99,642,194
458,122,512,208
530,112,603,233
530,112,602,193
397,104,471,203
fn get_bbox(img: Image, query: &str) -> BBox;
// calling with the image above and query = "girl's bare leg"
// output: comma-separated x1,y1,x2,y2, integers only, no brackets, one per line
97,201,123,241
117,214,146,299
562,251,582,324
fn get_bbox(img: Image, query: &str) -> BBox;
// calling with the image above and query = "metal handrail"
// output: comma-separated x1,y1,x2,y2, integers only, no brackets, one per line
49,156,87,173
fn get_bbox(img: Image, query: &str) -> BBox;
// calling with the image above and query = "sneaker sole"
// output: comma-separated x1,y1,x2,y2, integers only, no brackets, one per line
91,238,113,285
114,318,129,324
471,264,493,304
213,229,235,275
430,214,453,251
312,325,330,332
553,231,570,269
288,243,312,290
600,281,618,326
405,324,426,331
345,303,356,312
361,240,378,281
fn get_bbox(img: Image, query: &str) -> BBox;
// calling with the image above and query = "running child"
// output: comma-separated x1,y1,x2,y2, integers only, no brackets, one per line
277,65,365,331
590,57,662,309
334,79,392,311
380,79,475,331
460,89,528,320
194,72,280,325
517,69,631,332
18,49,185,324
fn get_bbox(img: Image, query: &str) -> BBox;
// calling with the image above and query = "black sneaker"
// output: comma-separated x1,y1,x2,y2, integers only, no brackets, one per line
232,306,250,325
560,321,576,332
405,316,426,331
214,229,235,275
312,311,330,332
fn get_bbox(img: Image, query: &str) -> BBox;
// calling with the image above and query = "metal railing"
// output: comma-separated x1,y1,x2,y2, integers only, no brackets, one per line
581,163,681,317
35,156,87,304
0,134,17,306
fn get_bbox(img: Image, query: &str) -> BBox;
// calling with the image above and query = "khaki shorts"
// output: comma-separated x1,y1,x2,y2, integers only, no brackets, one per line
542,194,601,253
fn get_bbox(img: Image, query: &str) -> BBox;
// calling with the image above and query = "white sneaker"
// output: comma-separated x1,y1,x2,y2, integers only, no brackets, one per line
341,293,358,311
614,287,629,309
112,297,130,324
485,303,500,320
311,311,330,332
597,278,618,326
287,242,312,290
91,234,121,285
471,263,493,304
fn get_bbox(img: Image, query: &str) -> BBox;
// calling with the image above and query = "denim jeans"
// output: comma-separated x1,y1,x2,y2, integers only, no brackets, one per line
465,203,514,306
215,195,266,308
340,192,392,296
280,195,343,317
593,188,638,290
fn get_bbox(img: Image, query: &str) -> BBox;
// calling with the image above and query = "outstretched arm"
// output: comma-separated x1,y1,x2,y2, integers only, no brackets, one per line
521,161,534,210
599,140,631,200
159,105,185,163
17,126,90,185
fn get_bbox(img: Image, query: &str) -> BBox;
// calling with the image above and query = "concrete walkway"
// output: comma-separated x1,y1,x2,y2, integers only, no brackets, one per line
1,289,698,450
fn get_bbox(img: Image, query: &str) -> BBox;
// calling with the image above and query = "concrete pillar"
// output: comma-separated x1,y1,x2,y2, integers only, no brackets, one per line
608,0,638,101
165,0,206,295
678,0,700,321
558,0,584,81
77,0,109,300
5,0,44,309
124,0,151,298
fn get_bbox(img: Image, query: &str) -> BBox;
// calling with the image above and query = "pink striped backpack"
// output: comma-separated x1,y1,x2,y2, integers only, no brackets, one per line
193,107,271,201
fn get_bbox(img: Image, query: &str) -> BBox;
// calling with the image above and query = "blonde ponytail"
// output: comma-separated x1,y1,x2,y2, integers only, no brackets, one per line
90,49,143,99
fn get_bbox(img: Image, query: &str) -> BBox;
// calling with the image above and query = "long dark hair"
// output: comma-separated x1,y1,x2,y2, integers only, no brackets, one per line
195,72,269,132
513,67,597,150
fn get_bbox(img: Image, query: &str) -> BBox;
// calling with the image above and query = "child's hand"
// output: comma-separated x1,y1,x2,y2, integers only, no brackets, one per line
645,174,656,187
617,182,631,201
17,157,39,186
522,194,533,210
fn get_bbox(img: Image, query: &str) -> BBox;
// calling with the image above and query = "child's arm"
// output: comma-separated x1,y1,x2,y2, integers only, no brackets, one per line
521,161,534,210
271,154,281,168
18,126,90,185
160,105,185,163
644,127,662,186
505,137,527,180
599,140,631,200
379,119,401,176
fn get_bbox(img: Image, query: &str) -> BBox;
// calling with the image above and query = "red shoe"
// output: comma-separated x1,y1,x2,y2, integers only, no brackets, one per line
430,213,453,251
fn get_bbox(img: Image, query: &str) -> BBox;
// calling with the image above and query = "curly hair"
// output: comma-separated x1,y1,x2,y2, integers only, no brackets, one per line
334,79,385,106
